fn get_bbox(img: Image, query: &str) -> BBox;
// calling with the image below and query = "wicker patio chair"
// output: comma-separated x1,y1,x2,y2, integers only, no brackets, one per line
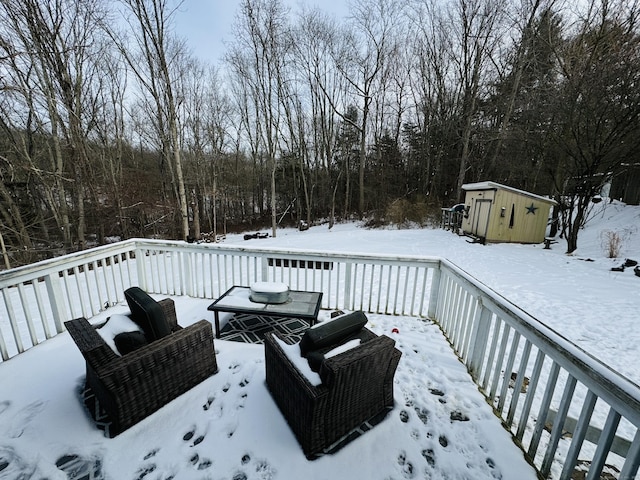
65,295,218,437
264,324,401,459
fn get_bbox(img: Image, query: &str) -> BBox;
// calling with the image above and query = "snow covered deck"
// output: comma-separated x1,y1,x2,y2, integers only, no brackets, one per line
0,297,537,479
1,237,639,479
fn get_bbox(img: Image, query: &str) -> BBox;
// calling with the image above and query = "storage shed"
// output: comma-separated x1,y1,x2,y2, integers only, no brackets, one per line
460,182,556,244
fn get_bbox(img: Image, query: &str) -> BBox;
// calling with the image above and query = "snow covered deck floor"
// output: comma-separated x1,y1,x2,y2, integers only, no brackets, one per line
0,296,537,480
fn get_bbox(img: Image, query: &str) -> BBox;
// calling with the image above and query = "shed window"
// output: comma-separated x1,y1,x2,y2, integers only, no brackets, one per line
509,204,515,228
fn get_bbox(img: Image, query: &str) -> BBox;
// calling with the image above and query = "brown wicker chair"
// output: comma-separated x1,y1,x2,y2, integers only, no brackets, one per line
65,297,218,437
264,326,401,459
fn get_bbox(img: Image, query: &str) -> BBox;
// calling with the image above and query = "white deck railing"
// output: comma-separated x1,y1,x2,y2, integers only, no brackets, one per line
1,239,638,480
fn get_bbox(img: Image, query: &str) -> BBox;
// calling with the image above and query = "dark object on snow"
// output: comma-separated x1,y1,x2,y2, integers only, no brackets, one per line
635,266,640,277
264,317,401,459
244,232,269,240
611,265,625,272
64,289,218,437
624,259,638,267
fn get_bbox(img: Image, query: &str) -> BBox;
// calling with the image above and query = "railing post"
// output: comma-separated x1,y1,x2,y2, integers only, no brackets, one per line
427,262,442,319
135,246,147,291
261,256,269,282
344,263,353,311
182,250,194,296
468,301,491,381
44,272,67,333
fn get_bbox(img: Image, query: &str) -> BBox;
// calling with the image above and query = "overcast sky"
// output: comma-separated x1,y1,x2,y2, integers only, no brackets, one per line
173,0,350,65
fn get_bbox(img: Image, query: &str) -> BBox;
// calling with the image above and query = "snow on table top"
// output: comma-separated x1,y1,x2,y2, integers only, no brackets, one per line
250,281,289,294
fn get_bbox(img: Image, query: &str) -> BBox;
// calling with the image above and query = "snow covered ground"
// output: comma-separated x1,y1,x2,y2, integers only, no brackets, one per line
0,199,638,479
225,200,640,387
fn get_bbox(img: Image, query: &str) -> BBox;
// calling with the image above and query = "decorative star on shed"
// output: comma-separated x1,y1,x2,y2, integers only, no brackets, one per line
526,203,538,215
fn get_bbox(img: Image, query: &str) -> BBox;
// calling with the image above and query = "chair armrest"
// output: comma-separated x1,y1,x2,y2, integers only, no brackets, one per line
157,298,180,332
64,318,119,371
264,332,326,397
320,333,399,388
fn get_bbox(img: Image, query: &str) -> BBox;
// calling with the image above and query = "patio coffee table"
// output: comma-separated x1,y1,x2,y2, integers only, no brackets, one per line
207,286,323,338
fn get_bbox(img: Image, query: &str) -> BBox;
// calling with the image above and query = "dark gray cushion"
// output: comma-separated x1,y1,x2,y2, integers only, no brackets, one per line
124,287,171,340
114,331,149,355
299,311,367,357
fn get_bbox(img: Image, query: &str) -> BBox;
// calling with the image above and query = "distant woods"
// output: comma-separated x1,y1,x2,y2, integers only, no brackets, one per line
1,0,639,264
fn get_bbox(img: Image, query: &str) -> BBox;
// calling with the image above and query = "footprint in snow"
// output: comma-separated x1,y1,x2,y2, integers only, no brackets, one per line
421,448,436,467
486,457,503,479
56,452,105,479
254,458,277,479
5,400,45,438
239,454,276,480
203,395,215,410
414,407,429,425
399,409,410,423
183,429,205,446
143,448,159,460
1,446,36,479
133,463,156,480
397,450,415,478
450,410,469,422
189,453,212,470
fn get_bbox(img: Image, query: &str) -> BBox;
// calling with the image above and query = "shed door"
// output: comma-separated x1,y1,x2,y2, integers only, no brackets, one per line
471,199,492,238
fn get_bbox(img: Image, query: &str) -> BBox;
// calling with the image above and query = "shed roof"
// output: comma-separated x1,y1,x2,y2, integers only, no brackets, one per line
462,181,557,205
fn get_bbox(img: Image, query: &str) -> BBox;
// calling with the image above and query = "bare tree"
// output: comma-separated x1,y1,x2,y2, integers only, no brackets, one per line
226,0,291,237
293,8,346,227
449,0,508,201
549,0,640,253
0,0,109,250
332,0,398,216
112,0,191,240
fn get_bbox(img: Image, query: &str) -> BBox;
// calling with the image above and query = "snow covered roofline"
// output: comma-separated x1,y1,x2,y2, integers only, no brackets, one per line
462,181,557,205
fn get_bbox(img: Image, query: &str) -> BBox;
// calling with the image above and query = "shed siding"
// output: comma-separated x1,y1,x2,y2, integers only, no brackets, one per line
461,184,554,244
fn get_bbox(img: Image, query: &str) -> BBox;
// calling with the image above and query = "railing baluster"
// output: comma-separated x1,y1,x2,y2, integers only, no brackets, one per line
585,408,621,480
17,284,37,347
32,279,52,339
507,339,532,427
619,429,640,480
497,331,521,415
541,375,578,476
516,348,546,442
459,296,477,361
528,361,561,460
61,269,74,317
481,315,501,392
0,323,8,360
72,266,88,319
489,323,511,401
2,288,23,353
559,390,598,480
